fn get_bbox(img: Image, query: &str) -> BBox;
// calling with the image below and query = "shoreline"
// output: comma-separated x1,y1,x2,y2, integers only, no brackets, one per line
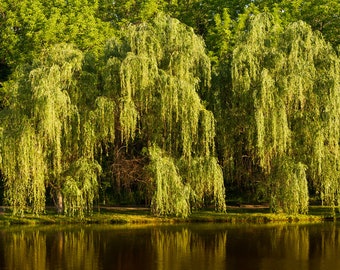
0,205,338,226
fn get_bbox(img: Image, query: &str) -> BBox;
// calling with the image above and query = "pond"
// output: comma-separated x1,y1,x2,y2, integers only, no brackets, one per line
0,222,340,270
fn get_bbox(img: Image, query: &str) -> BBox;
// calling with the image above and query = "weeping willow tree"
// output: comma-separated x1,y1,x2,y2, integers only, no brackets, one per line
0,44,117,216
231,12,340,213
104,14,226,217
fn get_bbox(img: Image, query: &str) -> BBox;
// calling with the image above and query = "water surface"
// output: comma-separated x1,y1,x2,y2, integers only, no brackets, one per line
0,222,340,270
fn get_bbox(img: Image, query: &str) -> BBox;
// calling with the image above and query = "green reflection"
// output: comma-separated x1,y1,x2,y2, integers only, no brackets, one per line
0,224,340,270
151,227,227,270
3,230,47,270
1,226,100,270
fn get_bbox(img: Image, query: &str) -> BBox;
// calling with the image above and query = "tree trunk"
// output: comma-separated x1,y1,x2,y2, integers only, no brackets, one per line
56,189,64,214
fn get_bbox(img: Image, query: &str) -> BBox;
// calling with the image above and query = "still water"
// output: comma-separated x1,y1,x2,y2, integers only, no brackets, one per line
0,222,340,270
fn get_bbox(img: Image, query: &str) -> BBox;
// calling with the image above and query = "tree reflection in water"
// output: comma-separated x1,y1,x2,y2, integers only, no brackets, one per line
0,223,340,270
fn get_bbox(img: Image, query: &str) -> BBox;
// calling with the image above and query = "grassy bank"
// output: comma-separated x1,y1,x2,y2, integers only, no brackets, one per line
1,205,339,225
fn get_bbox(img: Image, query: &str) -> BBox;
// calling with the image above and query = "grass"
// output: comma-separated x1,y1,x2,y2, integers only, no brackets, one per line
1,205,338,226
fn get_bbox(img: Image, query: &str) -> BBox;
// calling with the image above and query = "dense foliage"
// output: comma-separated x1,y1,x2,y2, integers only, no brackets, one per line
0,0,339,216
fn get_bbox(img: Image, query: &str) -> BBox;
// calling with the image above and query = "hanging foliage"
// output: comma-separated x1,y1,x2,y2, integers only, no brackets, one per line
83,96,116,157
62,158,101,217
30,44,83,176
179,156,226,212
1,121,46,215
269,157,308,214
148,145,190,217
232,13,288,172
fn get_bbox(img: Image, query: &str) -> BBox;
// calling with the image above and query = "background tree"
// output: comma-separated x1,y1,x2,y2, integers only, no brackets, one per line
97,0,167,25
0,0,112,67
230,0,340,48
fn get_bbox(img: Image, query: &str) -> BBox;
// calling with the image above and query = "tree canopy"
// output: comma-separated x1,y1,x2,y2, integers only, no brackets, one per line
0,0,339,216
